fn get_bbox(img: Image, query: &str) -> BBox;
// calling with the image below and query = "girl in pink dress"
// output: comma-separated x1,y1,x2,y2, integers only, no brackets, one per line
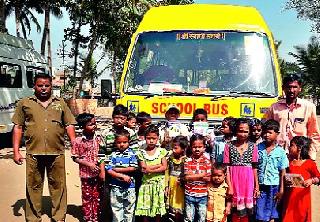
223,118,259,222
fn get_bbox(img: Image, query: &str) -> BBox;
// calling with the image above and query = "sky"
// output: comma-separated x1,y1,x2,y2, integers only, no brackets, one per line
5,0,317,80
197,0,316,60
6,8,74,69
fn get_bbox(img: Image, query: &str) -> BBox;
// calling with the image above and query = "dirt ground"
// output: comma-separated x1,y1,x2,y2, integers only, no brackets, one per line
0,147,320,222
0,148,83,222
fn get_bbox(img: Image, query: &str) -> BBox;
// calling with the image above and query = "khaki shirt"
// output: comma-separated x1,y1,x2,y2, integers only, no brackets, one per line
12,96,76,155
266,98,320,153
206,182,228,222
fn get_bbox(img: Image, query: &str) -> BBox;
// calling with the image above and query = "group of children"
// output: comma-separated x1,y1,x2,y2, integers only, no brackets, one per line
71,104,320,222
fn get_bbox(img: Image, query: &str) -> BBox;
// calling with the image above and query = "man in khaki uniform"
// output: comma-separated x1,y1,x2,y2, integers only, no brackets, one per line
12,74,76,222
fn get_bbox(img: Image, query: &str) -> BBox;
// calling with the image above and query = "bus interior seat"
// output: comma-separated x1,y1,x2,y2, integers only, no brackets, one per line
0,74,12,87
12,71,22,88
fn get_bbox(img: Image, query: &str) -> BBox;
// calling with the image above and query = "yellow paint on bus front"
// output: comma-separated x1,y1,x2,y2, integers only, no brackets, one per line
118,4,282,121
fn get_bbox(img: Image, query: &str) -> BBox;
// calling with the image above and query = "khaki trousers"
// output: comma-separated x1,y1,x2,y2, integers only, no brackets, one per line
25,154,67,222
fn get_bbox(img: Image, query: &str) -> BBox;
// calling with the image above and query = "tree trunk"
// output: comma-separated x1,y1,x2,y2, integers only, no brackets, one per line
46,9,52,74
0,0,6,33
73,22,81,78
78,22,98,96
72,22,81,99
111,52,117,92
15,5,21,37
78,74,84,97
41,5,49,56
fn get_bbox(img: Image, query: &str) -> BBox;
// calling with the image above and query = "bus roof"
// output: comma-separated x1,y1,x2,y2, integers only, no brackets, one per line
0,33,33,49
136,4,271,34
0,33,46,64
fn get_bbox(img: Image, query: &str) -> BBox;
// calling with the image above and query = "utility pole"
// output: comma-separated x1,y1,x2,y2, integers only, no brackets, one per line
57,40,67,88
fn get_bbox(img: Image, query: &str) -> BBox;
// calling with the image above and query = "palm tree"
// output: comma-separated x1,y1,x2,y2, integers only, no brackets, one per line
274,39,301,78
40,1,63,73
279,59,301,78
81,55,99,89
0,0,6,32
5,0,42,38
289,36,320,105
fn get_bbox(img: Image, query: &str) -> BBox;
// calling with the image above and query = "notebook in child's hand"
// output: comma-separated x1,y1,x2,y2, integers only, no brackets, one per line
193,122,209,136
167,121,182,138
285,173,304,187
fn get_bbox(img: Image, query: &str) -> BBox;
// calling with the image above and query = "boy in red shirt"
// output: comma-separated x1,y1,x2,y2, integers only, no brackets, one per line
184,134,211,222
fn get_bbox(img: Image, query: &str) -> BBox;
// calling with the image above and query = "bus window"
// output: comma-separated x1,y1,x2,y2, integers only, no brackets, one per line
26,67,46,88
0,63,22,88
124,31,276,95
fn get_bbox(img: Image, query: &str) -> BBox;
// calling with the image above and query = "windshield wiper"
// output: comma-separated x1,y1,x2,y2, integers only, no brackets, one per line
210,91,275,101
126,91,152,96
139,91,206,99
228,91,275,97
161,91,236,101
126,91,210,99
126,90,274,99
162,91,207,96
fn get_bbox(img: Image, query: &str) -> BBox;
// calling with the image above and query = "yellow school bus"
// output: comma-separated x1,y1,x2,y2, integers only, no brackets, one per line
117,4,282,124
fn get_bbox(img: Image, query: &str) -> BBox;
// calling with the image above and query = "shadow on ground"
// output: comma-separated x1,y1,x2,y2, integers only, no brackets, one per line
11,196,84,222
0,149,14,159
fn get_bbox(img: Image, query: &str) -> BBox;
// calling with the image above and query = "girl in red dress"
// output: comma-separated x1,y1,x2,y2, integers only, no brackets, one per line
282,136,320,222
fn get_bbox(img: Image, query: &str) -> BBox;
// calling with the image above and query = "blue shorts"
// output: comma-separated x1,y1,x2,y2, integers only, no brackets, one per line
256,185,280,221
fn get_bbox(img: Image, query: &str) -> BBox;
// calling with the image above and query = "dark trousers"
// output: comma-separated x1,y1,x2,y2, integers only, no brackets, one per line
25,154,67,222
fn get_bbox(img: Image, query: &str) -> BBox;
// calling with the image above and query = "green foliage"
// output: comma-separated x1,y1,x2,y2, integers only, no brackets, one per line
279,58,301,78
39,0,64,53
101,0,194,91
64,1,90,55
155,0,193,5
63,0,193,93
102,1,149,63
64,0,107,95
289,36,320,103
45,1,64,18
61,74,77,94
285,0,320,33
5,0,43,38
80,55,98,85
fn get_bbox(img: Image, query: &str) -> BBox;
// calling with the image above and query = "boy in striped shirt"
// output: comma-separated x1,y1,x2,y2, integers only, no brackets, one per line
106,129,138,222
184,134,211,222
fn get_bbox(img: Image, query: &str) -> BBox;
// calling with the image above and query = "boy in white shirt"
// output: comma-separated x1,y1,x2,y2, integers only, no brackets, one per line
159,105,189,149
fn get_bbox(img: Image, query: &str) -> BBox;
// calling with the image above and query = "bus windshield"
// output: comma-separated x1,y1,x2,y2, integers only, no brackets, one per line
124,31,277,96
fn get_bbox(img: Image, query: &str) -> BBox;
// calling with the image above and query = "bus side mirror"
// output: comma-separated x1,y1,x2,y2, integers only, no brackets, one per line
101,79,113,99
